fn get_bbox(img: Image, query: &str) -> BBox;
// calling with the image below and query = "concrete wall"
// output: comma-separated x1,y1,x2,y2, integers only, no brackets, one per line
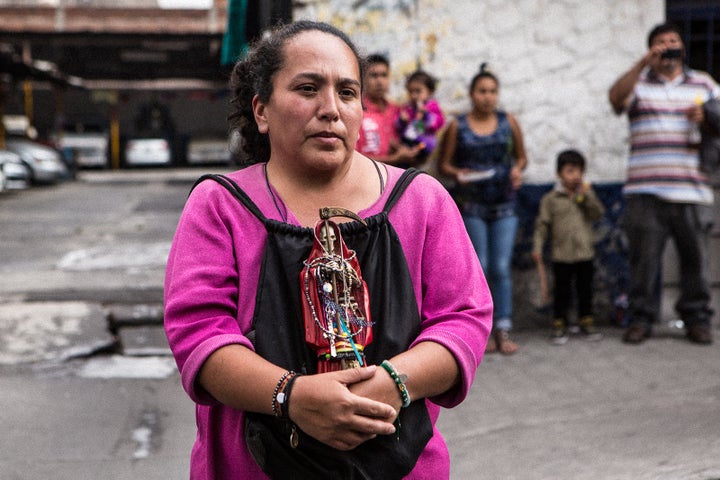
294,1,720,330
295,0,664,185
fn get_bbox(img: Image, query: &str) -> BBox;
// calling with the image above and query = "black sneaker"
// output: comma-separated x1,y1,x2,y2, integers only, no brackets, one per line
579,316,603,341
549,320,569,345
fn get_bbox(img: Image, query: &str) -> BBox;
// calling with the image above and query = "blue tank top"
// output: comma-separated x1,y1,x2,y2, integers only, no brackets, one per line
452,111,516,214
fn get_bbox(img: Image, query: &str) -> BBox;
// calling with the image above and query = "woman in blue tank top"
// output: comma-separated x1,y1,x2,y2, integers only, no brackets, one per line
438,64,528,354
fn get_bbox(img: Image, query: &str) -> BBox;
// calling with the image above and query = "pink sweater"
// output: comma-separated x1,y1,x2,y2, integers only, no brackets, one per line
164,163,492,479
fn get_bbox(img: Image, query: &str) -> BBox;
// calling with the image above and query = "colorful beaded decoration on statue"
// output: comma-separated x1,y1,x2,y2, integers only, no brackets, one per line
301,207,373,373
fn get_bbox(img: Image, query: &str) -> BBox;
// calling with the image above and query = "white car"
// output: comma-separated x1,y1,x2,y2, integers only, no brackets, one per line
54,126,109,168
124,138,172,166
186,136,232,165
0,149,31,191
5,137,68,184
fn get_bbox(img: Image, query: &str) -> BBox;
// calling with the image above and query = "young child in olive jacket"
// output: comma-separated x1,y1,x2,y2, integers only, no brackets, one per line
532,150,605,344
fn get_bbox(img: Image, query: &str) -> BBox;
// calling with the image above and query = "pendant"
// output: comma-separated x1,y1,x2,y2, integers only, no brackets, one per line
290,425,299,449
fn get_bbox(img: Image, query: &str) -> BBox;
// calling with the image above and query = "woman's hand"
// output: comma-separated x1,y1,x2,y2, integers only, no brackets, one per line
287,366,397,451
348,365,403,414
510,164,524,190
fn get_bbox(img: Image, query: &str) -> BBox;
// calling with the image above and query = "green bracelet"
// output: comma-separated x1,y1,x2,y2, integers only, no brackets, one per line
380,360,411,408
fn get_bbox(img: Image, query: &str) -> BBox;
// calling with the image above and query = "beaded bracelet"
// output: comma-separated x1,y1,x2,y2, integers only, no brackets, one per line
272,370,295,417
380,360,411,408
277,372,302,418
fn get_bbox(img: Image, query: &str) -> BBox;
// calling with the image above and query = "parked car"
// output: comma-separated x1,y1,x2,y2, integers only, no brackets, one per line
52,124,109,168
186,136,232,165
124,137,172,166
5,137,69,184
0,148,31,191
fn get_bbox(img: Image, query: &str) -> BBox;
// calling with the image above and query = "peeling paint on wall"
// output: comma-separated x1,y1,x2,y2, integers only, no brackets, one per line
296,0,665,184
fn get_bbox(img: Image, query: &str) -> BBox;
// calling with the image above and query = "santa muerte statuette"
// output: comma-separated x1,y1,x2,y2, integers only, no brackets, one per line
301,207,373,373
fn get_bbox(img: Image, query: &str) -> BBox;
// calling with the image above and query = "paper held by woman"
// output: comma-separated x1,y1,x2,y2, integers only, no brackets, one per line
458,168,496,182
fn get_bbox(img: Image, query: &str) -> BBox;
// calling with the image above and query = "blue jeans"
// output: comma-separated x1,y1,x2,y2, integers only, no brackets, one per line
463,213,518,331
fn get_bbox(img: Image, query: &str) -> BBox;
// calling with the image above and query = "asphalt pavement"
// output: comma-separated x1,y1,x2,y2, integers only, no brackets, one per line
1,169,719,479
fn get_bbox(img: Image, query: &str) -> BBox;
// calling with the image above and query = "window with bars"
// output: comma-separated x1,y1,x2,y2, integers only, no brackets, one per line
667,1,720,78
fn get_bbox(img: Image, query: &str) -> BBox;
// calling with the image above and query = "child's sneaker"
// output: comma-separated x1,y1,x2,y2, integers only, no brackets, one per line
549,319,569,345
579,316,603,341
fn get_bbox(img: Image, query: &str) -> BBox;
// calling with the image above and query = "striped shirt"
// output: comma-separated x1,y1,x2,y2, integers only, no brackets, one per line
625,67,719,204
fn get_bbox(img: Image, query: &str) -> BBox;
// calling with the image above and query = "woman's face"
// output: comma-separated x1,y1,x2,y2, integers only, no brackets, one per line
253,30,363,172
470,77,499,114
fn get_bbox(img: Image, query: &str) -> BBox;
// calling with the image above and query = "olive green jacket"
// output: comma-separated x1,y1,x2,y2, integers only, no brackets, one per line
532,185,605,263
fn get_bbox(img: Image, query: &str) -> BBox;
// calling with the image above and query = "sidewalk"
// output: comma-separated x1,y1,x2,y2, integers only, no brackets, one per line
2,321,718,480
442,325,720,480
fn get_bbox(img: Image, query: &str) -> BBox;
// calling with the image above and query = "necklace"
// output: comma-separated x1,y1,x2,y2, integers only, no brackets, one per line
264,163,288,222
263,159,385,223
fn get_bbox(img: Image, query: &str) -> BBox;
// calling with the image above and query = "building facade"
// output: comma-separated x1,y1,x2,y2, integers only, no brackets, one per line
295,0,665,185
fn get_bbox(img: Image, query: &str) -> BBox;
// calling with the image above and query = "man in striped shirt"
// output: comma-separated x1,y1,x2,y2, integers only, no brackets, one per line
609,22,717,345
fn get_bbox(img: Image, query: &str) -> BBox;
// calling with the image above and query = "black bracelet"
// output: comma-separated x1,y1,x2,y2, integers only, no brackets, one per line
271,370,294,417
278,373,302,419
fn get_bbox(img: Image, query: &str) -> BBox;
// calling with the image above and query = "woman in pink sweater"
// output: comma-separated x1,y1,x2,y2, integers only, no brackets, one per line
164,20,492,479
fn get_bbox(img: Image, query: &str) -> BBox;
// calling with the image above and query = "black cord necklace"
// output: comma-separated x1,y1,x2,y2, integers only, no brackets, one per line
263,159,385,224
264,163,288,223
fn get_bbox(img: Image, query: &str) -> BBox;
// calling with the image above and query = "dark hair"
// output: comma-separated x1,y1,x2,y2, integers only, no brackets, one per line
556,149,586,173
227,20,365,164
406,70,437,94
469,63,499,94
647,22,682,48
366,53,390,69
